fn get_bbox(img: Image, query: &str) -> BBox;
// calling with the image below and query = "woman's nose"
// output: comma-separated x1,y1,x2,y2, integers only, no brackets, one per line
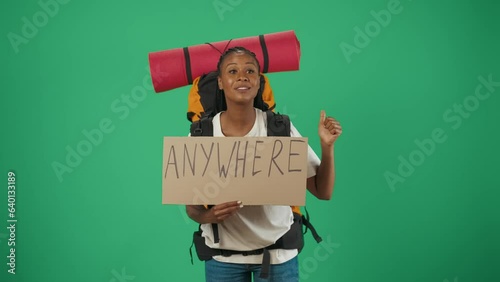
237,75,249,81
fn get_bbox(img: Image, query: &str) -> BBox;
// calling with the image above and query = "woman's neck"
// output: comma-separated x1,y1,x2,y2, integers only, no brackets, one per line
220,106,256,136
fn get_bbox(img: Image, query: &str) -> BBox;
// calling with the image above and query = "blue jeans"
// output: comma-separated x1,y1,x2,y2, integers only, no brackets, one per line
205,256,299,282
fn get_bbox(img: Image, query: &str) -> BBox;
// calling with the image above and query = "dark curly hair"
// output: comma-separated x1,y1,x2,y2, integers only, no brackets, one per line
216,46,261,74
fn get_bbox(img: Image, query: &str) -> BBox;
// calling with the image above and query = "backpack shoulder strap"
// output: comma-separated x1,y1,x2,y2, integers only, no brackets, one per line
267,111,317,235
266,110,290,137
189,116,219,243
190,116,214,136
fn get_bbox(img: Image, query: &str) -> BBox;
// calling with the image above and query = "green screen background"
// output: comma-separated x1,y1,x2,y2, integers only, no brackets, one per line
1,0,499,281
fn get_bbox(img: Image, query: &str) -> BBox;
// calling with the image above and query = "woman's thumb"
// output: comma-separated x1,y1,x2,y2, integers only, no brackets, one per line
319,110,326,125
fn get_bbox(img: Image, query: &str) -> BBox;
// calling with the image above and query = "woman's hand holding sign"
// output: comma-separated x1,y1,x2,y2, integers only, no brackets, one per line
186,201,242,224
208,201,243,223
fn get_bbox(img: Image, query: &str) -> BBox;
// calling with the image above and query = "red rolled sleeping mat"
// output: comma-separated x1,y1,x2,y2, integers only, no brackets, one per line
148,30,301,93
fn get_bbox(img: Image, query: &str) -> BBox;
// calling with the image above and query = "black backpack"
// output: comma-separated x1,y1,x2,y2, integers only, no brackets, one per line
187,72,322,279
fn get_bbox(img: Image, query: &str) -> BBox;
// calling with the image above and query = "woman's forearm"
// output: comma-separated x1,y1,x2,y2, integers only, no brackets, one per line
186,205,210,224
314,144,335,200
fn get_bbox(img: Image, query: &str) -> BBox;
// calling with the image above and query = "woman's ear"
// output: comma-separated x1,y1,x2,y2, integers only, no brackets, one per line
257,73,262,90
217,76,223,90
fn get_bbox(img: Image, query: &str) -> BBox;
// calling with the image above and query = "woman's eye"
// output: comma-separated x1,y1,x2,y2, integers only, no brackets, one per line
228,69,237,74
247,69,255,74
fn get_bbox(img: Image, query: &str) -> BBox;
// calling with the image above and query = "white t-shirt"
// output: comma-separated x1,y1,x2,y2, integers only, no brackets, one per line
200,108,321,264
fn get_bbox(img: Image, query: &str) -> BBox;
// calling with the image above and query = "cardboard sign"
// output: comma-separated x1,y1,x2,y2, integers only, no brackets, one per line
162,136,309,205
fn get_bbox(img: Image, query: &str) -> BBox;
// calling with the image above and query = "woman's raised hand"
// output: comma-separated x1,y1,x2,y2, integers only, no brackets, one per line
318,110,342,147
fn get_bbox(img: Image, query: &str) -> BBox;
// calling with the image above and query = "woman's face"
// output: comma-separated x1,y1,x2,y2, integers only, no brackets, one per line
217,52,260,106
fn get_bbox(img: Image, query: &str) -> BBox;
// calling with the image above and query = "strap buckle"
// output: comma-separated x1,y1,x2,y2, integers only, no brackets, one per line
220,250,233,257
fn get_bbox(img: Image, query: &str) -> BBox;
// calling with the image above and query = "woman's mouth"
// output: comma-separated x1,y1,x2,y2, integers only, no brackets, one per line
235,86,251,92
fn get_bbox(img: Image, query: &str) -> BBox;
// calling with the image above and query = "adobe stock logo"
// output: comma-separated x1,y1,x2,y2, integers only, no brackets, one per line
7,0,71,54
299,235,341,280
212,0,243,21
109,267,135,282
339,0,406,63
385,74,499,192
51,67,154,182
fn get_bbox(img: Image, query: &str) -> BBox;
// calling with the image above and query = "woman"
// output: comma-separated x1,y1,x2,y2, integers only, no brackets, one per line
186,47,342,281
